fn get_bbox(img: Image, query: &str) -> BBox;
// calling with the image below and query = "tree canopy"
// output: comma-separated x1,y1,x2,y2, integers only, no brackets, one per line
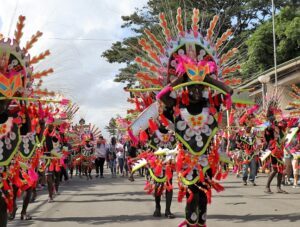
105,117,118,137
242,6,300,76
102,0,296,86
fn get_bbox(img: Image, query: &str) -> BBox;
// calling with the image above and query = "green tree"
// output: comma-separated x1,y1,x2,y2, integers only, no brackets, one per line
102,0,293,86
242,6,300,76
105,117,118,137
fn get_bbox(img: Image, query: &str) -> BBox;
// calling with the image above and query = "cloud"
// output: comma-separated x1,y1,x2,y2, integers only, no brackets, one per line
0,0,146,138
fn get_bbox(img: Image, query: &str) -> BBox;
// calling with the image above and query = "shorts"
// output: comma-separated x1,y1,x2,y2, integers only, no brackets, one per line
292,159,300,175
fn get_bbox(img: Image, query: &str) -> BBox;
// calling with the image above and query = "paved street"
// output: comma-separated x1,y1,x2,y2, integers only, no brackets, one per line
8,171,300,227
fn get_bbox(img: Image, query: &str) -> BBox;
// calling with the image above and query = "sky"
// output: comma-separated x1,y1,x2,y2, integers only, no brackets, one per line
0,0,147,138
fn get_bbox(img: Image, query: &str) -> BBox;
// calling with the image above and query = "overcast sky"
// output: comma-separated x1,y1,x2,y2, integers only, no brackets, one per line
0,0,147,138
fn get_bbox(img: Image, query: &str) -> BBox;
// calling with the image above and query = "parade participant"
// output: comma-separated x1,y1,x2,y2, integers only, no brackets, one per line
129,113,177,218
238,125,257,186
125,6,247,226
44,124,61,202
0,15,54,224
116,140,125,176
81,138,94,180
258,96,288,193
265,123,288,193
285,85,300,188
95,136,108,178
107,137,117,177
149,126,176,219
285,123,300,188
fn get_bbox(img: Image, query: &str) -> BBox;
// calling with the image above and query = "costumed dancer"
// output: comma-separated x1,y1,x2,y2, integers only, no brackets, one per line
125,7,245,226
0,15,53,224
44,124,63,202
238,112,258,186
263,99,288,193
130,117,177,218
81,137,95,180
285,85,300,188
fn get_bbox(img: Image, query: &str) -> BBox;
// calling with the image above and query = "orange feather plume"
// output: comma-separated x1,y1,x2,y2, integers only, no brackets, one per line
159,13,172,42
215,29,233,50
24,31,43,52
135,57,160,73
138,38,161,65
144,29,164,55
220,48,238,64
30,50,51,65
192,8,200,38
176,7,185,37
222,65,240,75
136,72,162,86
206,15,219,41
14,15,26,43
32,68,54,79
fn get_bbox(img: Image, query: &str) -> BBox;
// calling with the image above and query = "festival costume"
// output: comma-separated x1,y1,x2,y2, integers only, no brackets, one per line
145,124,176,218
0,15,54,223
239,131,257,185
125,7,249,226
285,85,300,187
71,120,98,180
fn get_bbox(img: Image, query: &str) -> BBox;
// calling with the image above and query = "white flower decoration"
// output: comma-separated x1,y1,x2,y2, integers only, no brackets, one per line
205,128,212,137
195,130,201,136
171,60,177,67
198,156,208,166
186,128,195,137
10,132,16,140
197,140,204,148
201,125,209,134
184,134,191,141
195,135,203,142
191,212,198,221
207,115,214,125
178,49,185,56
186,172,193,180
177,121,187,131
153,138,159,144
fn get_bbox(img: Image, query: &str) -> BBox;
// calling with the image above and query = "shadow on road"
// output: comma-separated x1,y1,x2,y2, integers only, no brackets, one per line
32,214,179,225
61,191,147,197
53,198,153,203
208,213,300,223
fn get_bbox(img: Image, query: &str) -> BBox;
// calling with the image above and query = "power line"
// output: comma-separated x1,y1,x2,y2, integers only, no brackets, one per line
43,37,115,42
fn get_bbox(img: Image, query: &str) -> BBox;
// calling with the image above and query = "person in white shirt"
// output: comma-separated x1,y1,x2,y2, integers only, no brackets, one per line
116,140,125,176
94,136,108,178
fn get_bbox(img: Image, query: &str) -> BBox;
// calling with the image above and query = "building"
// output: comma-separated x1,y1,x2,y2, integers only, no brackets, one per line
238,56,300,114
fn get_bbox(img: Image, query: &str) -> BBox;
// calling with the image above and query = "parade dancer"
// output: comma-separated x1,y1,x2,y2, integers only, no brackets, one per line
238,125,257,186
44,124,62,202
81,139,94,180
0,15,53,224
264,123,288,193
258,97,288,193
125,7,246,226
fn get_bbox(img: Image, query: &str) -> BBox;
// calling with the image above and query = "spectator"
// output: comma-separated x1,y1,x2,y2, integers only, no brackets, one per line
116,140,125,176
95,136,108,178
107,137,117,177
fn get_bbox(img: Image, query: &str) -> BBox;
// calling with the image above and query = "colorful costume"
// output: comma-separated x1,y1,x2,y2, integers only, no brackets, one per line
125,7,247,227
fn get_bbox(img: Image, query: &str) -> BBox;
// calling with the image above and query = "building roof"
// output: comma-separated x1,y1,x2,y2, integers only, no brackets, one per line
238,56,300,91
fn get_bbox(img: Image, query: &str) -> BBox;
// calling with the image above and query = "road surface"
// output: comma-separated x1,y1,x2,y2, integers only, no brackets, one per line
8,171,300,227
